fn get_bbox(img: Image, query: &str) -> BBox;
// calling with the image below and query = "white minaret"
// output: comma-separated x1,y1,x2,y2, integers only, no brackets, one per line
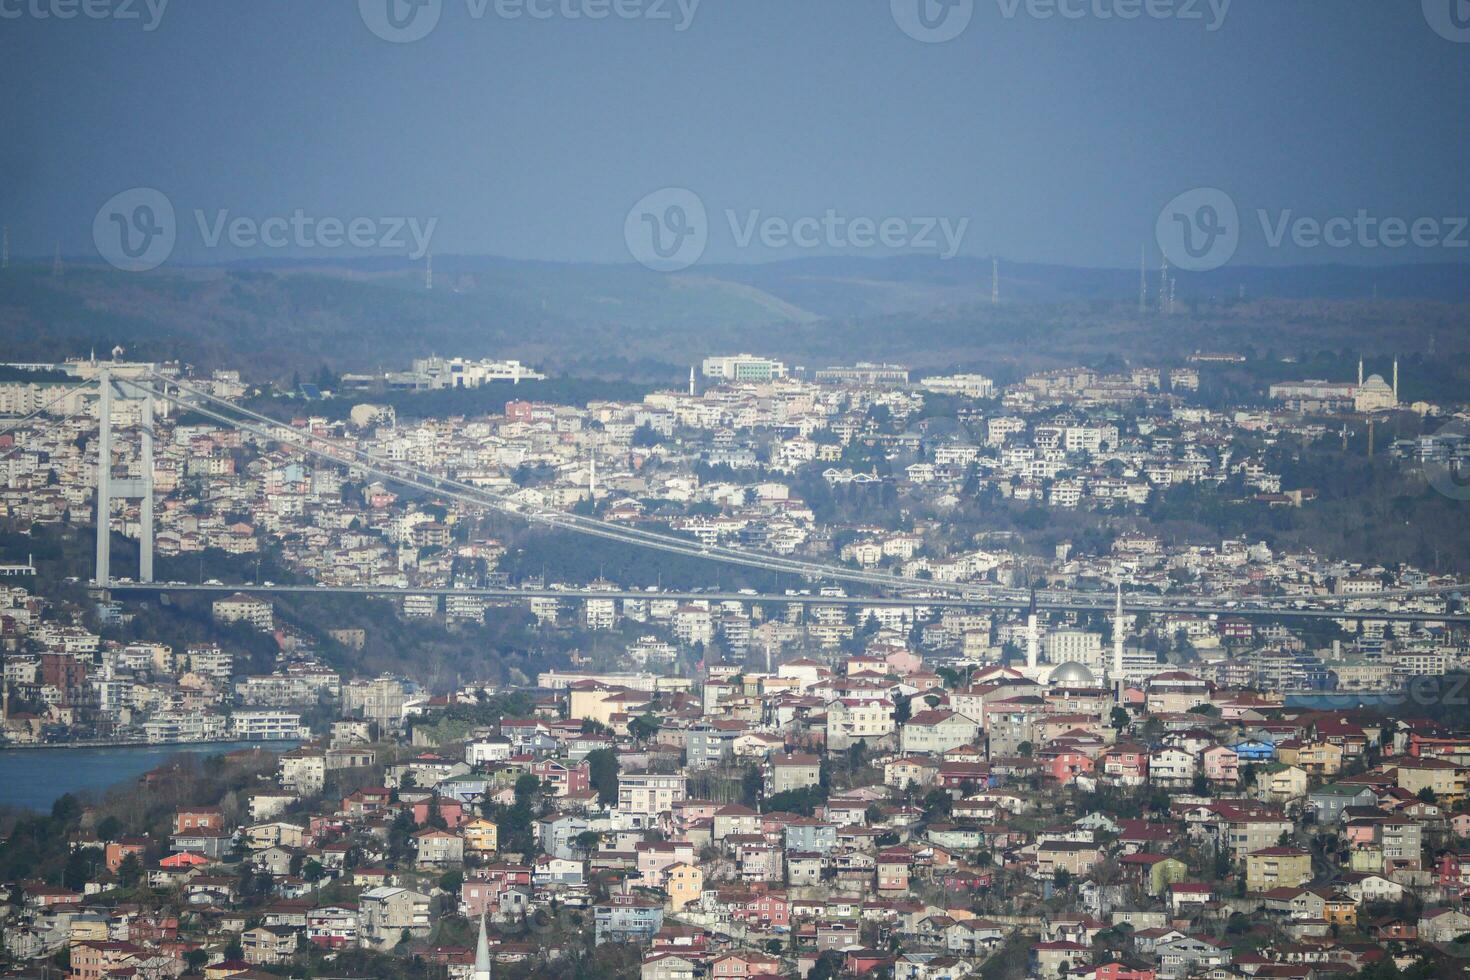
1358,358,1364,387
589,454,597,497
1112,574,1126,702
473,912,491,980
1113,576,1125,677
688,366,696,397
1393,358,1399,404
1026,613,1039,671
991,257,999,305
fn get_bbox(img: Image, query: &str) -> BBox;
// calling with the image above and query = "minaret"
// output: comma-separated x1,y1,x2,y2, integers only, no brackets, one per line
1358,358,1364,388
589,454,597,497
991,257,999,305
1392,358,1399,405
1026,614,1039,672
1112,574,1126,703
473,912,491,980
688,367,696,397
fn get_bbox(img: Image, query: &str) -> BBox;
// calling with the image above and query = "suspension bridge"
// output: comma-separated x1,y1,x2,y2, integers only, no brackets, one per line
5,366,1465,625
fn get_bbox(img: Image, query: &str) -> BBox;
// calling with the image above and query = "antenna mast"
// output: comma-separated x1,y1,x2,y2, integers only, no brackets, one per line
1138,246,1147,315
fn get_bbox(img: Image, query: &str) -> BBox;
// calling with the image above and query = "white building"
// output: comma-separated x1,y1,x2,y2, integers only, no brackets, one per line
231,710,309,741
701,354,788,382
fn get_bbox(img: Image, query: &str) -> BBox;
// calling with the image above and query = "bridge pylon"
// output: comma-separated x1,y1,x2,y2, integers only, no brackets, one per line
93,369,157,587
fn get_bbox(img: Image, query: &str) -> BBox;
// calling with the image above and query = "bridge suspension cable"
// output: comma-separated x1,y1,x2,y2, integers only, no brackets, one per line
131,372,1467,619
147,372,1014,599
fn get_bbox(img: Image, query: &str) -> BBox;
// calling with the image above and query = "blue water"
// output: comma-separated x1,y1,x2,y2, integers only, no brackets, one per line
0,741,297,812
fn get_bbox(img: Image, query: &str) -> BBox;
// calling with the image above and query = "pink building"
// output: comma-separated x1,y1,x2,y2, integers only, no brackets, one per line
1203,745,1240,785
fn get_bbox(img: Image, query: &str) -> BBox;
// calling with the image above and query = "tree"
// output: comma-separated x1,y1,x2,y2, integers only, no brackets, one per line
514,774,541,808
921,789,952,820
1109,707,1130,731
96,815,124,842
628,713,661,745
63,850,99,892
894,694,913,725
809,951,844,980
117,853,143,888
585,749,619,806
574,830,602,857
741,766,764,807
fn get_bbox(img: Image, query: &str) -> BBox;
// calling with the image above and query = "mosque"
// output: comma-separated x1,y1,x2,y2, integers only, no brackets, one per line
1353,358,1399,413
1015,577,1131,703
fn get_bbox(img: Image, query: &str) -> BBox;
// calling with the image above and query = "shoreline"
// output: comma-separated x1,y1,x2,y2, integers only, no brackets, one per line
0,737,301,752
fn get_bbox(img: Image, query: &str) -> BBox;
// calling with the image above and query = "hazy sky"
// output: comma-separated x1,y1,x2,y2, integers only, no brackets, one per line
2,0,1468,268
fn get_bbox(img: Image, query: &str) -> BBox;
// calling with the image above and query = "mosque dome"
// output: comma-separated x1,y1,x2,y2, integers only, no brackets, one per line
1049,661,1096,686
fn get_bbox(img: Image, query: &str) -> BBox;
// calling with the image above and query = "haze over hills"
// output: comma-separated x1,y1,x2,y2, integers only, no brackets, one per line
1,255,1467,385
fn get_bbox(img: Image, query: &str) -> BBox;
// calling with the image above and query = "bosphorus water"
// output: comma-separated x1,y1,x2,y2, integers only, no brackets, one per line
0,741,297,812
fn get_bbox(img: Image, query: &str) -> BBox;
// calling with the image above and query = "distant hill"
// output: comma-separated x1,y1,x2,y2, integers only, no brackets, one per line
1,256,1467,383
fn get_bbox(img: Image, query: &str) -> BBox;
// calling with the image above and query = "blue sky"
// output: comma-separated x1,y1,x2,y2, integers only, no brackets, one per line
1,0,1467,267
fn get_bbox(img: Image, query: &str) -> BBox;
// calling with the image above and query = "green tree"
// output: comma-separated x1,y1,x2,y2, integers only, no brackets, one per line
585,749,620,806
96,815,124,842
627,713,661,745
117,853,143,888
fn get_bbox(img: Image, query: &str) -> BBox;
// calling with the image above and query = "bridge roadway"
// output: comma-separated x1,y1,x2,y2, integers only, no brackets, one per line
102,581,1470,624
139,375,1470,615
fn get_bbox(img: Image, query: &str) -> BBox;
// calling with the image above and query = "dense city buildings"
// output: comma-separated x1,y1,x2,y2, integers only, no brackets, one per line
1,348,1468,980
